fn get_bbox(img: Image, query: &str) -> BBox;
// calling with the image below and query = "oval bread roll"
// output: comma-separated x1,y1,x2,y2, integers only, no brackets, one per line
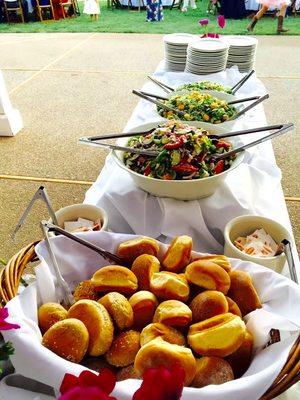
134,337,196,385
129,291,158,329
150,272,190,302
190,291,228,323
153,300,192,328
194,255,231,273
106,330,140,367
73,280,99,302
191,357,234,388
131,255,160,291
99,292,133,330
117,237,159,264
226,296,242,318
38,302,68,334
162,236,193,273
116,365,140,381
91,266,138,295
140,323,186,347
42,318,89,363
68,300,114,356
225,330,253,378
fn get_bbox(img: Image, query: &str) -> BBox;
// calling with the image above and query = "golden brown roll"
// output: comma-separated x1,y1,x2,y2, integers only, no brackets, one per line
227,270,262,316
105,330,140,367
194,255,231,273
190,290,228,323
153,300,192,328
91,266,138,295
188,313,246,357
42,318,89,363
226,296,242,318
117,237,160,264
185,260,230,294
134,337,196,385
82,357,117,374
150,272,190,302
225,331,253,378
68,300,114,356
131,255,160,291
99,292,133,330
38,302,68,334
116,365,140,381
129,291,158,329
191,357,234,388
162,236,193,273
140,323,186,347
73,280,99,302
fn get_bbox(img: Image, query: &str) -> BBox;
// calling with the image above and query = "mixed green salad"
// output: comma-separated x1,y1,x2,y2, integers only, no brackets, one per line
177,81,233,94
123,121,236,181
157,91,236,124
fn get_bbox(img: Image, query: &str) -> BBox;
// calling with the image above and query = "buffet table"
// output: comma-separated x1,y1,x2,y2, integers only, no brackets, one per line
84,63,300,280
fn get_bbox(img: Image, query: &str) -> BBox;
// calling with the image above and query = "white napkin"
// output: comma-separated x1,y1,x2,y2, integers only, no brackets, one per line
2,231,300,400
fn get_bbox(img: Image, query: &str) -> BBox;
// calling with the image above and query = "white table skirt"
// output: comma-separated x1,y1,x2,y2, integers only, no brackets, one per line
84,61,299,280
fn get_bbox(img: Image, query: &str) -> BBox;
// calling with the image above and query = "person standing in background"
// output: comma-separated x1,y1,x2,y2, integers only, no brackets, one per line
247,0,290,33
181,0,197,13
146,0,163,22
83,0,100,21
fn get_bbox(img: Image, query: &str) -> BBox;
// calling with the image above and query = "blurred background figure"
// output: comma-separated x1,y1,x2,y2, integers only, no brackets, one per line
247,0,290,33
181,0,197,13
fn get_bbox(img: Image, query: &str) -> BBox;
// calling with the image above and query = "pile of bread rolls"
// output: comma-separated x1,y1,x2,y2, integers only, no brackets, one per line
38,235,262,388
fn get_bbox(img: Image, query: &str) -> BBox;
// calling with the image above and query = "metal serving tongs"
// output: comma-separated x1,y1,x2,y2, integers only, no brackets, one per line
147,69,255,94
40,221,127,307
276,239,298,284
210,123,294,161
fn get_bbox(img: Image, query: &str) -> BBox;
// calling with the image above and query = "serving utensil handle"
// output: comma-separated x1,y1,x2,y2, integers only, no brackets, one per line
147,75,174,93
231,93,269,120
227,95,260,105
231,69,255,94
282,240,298,284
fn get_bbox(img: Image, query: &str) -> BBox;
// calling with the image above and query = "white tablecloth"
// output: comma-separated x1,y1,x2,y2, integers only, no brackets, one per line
84,62,299,279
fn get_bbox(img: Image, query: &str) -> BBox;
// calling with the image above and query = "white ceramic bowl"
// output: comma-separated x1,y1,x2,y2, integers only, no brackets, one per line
224,215,292,273
112,120,244,200
53,204,108,232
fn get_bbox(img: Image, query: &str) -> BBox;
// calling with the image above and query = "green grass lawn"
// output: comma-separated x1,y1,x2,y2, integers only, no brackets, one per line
0,0,299,34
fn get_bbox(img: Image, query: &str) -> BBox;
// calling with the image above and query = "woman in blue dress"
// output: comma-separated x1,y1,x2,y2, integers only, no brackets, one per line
146,0,163,21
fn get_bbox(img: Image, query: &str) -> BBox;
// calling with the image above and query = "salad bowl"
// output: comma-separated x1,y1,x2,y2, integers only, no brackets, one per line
112,120,244,200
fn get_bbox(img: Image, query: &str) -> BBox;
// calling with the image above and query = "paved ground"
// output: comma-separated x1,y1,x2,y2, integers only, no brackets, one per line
0,33,299,262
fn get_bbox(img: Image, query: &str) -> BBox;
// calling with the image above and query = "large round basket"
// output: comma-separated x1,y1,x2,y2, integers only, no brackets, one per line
0,242,299,400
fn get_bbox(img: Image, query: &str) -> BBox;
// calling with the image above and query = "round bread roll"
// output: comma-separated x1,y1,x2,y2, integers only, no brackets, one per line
91,266,138,295
225,330,253,378
226,296,242,318
73,280,99,302
105,330,140,367
153,300,192,328
131,255,160,291
134,337,196,385
188,313,246,357
150,272,190,302
162,236,193,273
82,357,117,374
129,291,158,329
227,270,262,316
68,300,114,356
191,357,234,388
38,302,68,333
140,323,186,347
190,291,228,323
185,260,230,294
42,318,89,363
99,292,133,330
194,255,231,273
117,237,159,264
116,364,140,381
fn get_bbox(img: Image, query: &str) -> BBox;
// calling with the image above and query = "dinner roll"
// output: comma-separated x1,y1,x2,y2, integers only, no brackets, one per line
117,237,160,264
191,357,234,388
131,255,160,291
194,255,231,273
38,302,68,334
226,296,242,318
105,330,140,367
185,260,230,294
162,236,193,273
42,318,89,363
153,300,192,328
116,365,140,381
150,272,190,302
73,280,99,302
91,265,138,295
140,323,186,347
226,330,253,378
129,291,158,329
190,291,228,323
134,337,196,385
82,357,117,374
227,270,262,316
68,300,114,356
99,292,133,330
188,313,246,357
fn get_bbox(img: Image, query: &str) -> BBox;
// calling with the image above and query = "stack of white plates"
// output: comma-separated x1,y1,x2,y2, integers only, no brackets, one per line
186,38,229,75
224,36,258,73
163,33,195,72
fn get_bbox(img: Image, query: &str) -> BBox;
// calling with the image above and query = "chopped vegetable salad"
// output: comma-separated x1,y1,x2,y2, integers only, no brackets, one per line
177,81,233,94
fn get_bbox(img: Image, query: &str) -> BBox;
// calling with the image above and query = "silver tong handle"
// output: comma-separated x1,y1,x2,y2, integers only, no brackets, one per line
147,75,174,93
282,239,298,284
231,69,255,94
231,93,269,120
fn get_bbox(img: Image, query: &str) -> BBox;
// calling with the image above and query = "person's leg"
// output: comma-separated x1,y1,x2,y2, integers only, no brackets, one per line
181,0,188,12
190,0,197,9
247,4,268,31
277,4,289,32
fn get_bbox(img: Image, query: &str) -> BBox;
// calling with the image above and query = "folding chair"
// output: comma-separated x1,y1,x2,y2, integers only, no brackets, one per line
170,0,183,10
36,0,54,21
4,0,25,23
59,0,75,18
